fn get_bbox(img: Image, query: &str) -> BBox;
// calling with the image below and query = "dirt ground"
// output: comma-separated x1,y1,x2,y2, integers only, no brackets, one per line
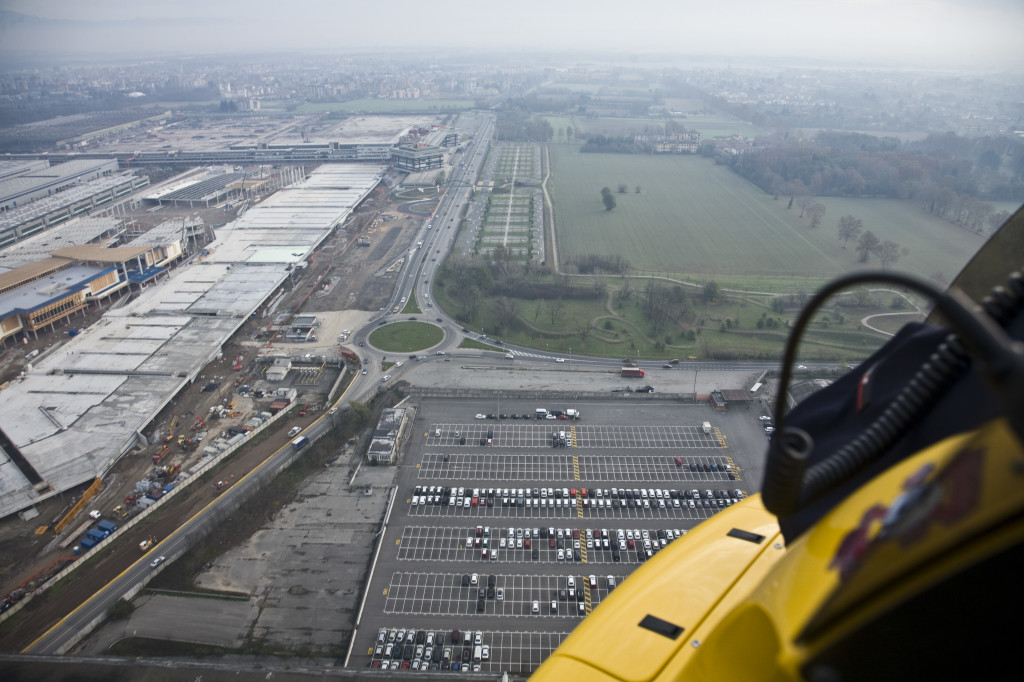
0,180,425,651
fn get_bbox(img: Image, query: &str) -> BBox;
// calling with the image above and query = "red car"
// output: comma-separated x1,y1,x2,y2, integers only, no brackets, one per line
675,457,683,466
557,414,569,420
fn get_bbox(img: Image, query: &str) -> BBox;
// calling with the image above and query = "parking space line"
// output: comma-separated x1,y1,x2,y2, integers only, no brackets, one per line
423,423,722,451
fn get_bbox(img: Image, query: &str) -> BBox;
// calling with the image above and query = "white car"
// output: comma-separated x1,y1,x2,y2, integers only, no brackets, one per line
532,600,540,613
765,426,776,435
554,358,565,363
150,555,166,568
475,414,486,419
381,375,392,382
758,416,773,422
394,361,403,367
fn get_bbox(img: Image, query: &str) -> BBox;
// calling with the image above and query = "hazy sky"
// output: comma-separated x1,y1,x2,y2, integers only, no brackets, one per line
2,0,1023,67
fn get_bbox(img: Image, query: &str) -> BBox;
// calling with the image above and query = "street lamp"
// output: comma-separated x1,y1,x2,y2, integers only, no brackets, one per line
568,347,572,371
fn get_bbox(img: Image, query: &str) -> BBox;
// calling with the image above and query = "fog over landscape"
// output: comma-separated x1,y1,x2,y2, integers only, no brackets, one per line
1,0,1023,67
0,0,1023,678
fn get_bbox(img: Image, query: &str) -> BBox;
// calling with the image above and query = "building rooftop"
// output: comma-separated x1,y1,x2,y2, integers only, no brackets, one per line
0,163,385,517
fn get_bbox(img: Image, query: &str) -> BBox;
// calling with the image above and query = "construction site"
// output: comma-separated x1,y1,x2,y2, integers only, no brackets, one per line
0,161,431,631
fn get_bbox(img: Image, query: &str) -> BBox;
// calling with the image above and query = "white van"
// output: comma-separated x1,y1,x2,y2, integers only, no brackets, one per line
474,645,482,662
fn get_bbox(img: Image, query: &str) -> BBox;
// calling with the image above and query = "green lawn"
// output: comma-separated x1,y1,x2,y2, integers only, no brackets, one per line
368,322,444,352
548,147,988,289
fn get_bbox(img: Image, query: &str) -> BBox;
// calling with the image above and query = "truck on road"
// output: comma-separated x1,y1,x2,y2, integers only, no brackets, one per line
291,435,309,450
341,349,359,363
621,367,645,378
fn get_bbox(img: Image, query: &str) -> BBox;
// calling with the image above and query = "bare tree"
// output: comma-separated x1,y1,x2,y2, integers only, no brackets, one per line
575,319,592,343
463,285,483,320
796,194,814,218
618,277,634,301
857,230,880,262
492,296,520,331
548,298,564,327
876,240,901,268
807,203,827,228
837,215,863,247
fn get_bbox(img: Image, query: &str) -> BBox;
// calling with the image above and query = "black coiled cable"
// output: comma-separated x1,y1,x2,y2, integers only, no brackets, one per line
763,268,1024,518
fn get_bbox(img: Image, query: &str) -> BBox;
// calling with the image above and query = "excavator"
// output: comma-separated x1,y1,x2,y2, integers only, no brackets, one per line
533,208,1024,681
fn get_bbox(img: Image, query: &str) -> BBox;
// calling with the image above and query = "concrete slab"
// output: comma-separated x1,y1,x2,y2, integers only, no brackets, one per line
194,454,391,655
78,592,259,653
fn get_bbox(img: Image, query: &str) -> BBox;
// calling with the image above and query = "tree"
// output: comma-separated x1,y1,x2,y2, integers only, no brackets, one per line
575,319,592,343
796,194,814,218
601,187,617,211
618,184,628,194
703,280,721,303
876,240,901,268
837,215,863,248
807,203,826,228
548,298,564,326
988,210,1011,232
492,297,520,332
857,230,880,262
618,277,634,301
635,186,642,193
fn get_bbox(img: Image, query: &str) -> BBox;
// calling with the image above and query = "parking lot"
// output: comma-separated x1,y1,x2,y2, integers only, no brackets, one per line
355,399,766,674
418,452,737,481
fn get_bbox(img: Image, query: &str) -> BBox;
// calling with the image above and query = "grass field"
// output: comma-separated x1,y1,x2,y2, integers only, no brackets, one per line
293,99,472,114
368,321,444,352
549,147,988,289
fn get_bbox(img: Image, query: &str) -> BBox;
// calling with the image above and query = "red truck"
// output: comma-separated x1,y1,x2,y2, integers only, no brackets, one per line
621,367,645,378
341,349,358,363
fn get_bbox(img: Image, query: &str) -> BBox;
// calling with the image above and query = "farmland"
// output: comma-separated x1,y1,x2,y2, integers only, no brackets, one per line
548,146,988,292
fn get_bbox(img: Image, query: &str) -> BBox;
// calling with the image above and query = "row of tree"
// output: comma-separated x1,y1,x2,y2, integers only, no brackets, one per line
729,131,1023,231
836,214,902,266
440,249,604,334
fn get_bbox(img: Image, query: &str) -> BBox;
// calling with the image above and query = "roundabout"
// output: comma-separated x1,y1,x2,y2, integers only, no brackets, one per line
368,321,444,353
